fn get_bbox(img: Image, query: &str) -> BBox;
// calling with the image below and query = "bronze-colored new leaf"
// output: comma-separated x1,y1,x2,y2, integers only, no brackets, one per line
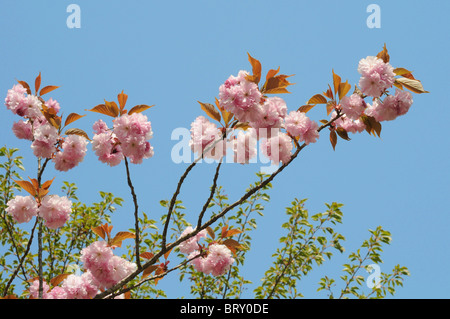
118,90,128,110
307,94,327,105
246,53,262,85
64,113,86,127
263,74,294,94
376,43,390,63
17,80,32,95
92,225,106,240
142,265,158,279
361,115,382,137
65,128,90,141
223,238,243,256
338,80,352,100
332,70,341,96
14,180,37,197
140,252,154,260
41,177,55,190
198,101,221,123
330,130,337,151
87,104,118,117
336,127,351,141
39,85,59,96
35,72,42,95
109,231,135,248
297,104,316,113
222,228,242,238
395,77,429,94
50,273,70,287
206,226,215,239
128,104,154,115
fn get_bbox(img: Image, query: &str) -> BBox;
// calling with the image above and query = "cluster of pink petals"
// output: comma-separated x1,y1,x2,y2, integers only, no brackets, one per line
261,132,293,165
189,116,225,160
30,123,59,159
29,271,99,299
219,71,262,123
5,84,88,171
5,195,38,224
285,111,320,145
39,195,72,229
233,128,258,164
365,89,413,122
178,226,208,255
340,93,367,120
332,112,366,134
188,243,235,277
92,113,154,166
80,241,137,290
358,56,395,98
6,194,72,229
249,97,287,131
53,135,88,171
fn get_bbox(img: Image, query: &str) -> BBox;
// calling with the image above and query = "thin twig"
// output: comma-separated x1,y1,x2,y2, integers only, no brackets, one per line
197,159,223,229
124,157,141,269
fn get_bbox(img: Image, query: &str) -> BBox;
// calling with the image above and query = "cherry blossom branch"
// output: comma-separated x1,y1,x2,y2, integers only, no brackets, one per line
124,156,141,269
95,114,342,299
2,218,38,297
105,252,203,299
197,159,223,229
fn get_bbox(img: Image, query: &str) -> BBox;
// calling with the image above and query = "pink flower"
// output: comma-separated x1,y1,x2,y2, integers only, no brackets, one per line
233,128,257,164
261,132,293,165
340,93,366,120
332,111,366,134
284,111,319,145
31,123,59,158
23,95,43,119
201,244,235,276
5,84,27,116
249,97,287,131
53,134,88,172
5,195,38,224
80,241,137,290
29,279,50,299
39,195,72,229
46,286,68,299
60,272,99,299
178,226,208,255
45,98,60,114
365,90,413,122
92,119,109,134
219,71,262,123
12,120,33,140
358,56,395,98
92,131,124,167
189,116,225,159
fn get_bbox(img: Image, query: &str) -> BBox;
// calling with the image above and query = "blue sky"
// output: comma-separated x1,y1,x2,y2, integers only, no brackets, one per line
0,1,449,298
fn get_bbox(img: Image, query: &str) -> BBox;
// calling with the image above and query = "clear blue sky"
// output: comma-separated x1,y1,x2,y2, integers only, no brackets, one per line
0,0,448,298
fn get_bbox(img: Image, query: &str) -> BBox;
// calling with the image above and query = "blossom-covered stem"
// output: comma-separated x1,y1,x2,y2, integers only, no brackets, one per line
2,218,38,297
96,116,340,299
124,156,141,270
161,131,229,250
105,252,203,299
197,160,223,229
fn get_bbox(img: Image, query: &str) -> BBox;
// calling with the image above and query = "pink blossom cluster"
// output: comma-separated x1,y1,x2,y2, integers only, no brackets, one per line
218,71,262,123
80,240,137,290
29,272,99,299
189,71,322,165
5,194,72,229
178,226,208,255
91,113,154,166
365,89,413,122
177,226,235,277
358,56,396,98
188,243,235,277
5,83,88,171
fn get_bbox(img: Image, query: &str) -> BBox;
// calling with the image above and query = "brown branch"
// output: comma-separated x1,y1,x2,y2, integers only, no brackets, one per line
124,156,141,270
94,114,341,299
